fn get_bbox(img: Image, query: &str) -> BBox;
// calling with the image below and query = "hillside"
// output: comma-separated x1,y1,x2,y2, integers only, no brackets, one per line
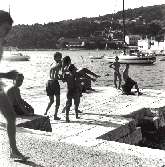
5,4,165,49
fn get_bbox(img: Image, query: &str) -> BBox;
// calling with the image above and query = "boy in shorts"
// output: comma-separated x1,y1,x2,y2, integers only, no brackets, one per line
44,52,62,120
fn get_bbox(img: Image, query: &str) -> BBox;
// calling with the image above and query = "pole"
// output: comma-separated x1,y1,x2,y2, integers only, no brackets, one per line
123,0,126,54
123,0,125,43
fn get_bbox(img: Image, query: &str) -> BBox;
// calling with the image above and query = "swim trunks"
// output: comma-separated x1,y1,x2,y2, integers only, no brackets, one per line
46,80,60,96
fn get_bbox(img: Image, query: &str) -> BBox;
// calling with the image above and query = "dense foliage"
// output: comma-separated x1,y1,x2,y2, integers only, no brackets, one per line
5,4,165,49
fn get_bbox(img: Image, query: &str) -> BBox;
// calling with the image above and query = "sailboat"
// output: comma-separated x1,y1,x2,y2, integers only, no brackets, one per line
104,0,156,64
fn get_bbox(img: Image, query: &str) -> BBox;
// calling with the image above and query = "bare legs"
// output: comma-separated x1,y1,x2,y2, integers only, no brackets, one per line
45,95,60,120
0,92,27,159
114,72,121,89
65,95,80,123
54,95,60,120
79,68,100,81
44,96,54,115
80,68,100,78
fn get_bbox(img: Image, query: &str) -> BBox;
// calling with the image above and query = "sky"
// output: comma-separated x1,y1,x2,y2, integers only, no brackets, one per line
1,0,165,25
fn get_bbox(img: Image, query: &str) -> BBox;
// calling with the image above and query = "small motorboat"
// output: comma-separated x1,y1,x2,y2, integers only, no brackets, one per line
3,53,30,61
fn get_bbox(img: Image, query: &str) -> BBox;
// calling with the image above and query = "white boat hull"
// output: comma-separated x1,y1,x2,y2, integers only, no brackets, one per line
90,56,104,59
3,53,30,61
104,55,156,64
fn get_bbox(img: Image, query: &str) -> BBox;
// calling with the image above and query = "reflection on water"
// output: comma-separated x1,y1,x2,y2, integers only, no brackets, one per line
1,50,165,102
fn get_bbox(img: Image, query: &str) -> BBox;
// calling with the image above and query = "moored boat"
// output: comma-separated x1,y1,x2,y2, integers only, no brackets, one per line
103,0,156,65
159,57,165,61
3,53,30,61
89,55,104,59
104,49,156,64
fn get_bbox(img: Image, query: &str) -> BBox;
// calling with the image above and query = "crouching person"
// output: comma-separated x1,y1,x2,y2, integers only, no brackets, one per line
122,64,142,96
7,73,34,116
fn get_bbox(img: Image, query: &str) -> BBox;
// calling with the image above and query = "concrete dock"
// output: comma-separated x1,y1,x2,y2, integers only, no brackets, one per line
1,87,165,166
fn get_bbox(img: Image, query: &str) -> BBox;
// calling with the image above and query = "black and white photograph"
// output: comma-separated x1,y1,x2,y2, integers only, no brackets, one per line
0,0,165,166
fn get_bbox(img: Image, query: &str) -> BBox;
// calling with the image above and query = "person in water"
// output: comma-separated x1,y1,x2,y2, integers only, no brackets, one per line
0,10,29,160
7,73,34,116
109,56,122,89
122,64,142,95
44,52,63,120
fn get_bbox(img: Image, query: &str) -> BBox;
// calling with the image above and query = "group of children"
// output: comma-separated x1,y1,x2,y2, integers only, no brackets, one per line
44,52,100,123
7,53,142,123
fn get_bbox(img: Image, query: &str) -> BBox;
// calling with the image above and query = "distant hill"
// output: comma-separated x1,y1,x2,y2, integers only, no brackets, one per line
5,4,165,49
59,4,165,27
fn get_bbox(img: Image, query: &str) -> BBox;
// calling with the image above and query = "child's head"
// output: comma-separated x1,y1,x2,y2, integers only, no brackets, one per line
68,64,77,74
63,56,71,67
54,52,62,62
13,73,24,87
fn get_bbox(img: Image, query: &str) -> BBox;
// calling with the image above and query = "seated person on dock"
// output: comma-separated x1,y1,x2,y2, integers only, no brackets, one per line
62,56,100,92
122,64,142,96
7,73,34,116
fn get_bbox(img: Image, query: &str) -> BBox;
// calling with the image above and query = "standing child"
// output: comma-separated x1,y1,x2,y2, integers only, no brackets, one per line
109,56,122,89
64,64,82,123
44,52,62,120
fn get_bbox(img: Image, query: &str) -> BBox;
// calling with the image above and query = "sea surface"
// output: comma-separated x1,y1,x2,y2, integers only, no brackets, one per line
1,50,165,102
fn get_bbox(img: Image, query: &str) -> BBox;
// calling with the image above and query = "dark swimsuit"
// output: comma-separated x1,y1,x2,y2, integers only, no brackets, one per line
46,79,60,96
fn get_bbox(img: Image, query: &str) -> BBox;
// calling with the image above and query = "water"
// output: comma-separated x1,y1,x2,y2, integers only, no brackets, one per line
1,50,165,103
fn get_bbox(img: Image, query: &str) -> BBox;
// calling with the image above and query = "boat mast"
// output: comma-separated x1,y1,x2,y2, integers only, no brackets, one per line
123,0,125,43
123,0,126,54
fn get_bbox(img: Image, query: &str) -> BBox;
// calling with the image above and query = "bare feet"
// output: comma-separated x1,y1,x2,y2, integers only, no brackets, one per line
54,116,61,120
77,110,82,113
10,151,29,161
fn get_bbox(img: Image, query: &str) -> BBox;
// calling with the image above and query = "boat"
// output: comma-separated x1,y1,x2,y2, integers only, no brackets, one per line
3,52,30,61
156,50,165,56
104,0,156,65
159,57,165,61
89,55,104,59
104,49,156,64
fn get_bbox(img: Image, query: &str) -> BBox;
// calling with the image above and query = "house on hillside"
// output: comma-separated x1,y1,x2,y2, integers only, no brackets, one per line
125,35,141,46
138,39,165,52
